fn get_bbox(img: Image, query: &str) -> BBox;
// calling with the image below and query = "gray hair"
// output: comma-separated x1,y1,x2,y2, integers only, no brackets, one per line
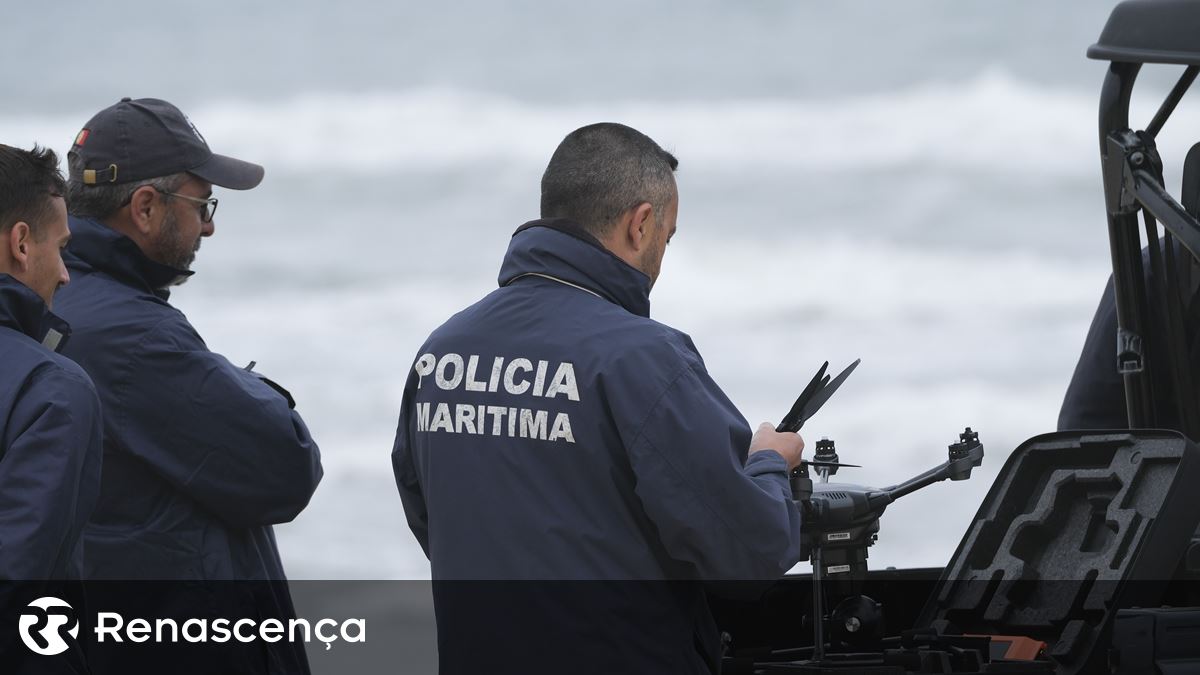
540,123,678,239
65,151,187,220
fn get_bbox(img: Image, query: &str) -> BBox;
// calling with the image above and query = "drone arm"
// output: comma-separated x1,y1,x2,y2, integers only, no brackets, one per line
870,439,985,511
879,465,950,502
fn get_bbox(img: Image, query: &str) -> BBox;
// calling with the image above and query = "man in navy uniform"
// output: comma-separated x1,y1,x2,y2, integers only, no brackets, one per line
0,144,101,581
55,99,322,674
0,144,99,675
393,123,806,674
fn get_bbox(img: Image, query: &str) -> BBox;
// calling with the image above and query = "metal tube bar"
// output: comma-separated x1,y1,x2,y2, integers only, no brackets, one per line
1132,169,1200,259
811,548,826,663
1143,211,1166,429
1146,66,1199,139
1161,231,1200,438
1099,62,1155,426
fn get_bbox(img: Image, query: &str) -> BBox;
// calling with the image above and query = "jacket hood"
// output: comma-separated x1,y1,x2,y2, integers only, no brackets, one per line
65,216,192,297
497,219,652,318
0,274,71,351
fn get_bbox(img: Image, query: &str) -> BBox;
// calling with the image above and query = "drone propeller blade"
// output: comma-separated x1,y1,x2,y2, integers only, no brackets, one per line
796,358,860,427
802,459,861,469
777,361,828,432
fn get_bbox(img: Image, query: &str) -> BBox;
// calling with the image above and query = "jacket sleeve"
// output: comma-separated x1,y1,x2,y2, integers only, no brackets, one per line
626,363,804,581
1059,276,1129,431
392,369,430,557
0,366,102,580
114,318,323,528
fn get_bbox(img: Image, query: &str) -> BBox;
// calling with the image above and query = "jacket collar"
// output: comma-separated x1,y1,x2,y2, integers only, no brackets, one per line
498,219,652,318
0,275,71,352
65,216,192,299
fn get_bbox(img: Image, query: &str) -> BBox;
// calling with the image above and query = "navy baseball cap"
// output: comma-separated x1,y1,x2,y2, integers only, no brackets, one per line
70,97,264,190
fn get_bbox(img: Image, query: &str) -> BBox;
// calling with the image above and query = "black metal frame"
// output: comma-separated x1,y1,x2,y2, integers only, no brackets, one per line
1098,62,1200,438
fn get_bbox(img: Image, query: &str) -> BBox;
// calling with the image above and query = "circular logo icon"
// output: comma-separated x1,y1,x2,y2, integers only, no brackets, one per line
18,596,78,656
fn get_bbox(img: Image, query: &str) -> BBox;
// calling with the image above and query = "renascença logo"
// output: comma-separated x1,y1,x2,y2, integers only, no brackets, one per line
18,598,365,655
18,597,79,656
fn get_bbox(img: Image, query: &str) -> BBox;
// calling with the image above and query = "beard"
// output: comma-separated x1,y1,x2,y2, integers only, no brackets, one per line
638,225,668,290
154,209,202,277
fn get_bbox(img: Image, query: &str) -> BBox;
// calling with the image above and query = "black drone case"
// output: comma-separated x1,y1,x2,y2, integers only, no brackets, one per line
916,430,1200,674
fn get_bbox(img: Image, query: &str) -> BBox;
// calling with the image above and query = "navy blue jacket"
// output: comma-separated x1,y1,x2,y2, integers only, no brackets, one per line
393,220,804,674
0,275,101,580
55,217,322,582
1059,275,1130,431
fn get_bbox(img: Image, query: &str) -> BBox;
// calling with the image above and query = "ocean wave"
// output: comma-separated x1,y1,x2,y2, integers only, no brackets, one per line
6,71,1192,177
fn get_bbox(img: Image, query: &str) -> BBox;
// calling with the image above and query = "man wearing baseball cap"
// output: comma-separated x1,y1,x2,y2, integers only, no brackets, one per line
54,98,322,673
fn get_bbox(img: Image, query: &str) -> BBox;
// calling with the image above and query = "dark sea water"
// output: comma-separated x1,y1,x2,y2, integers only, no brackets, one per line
4,1,1197,578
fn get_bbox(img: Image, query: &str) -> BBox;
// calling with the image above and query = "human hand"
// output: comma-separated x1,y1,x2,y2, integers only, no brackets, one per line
748,422,804,470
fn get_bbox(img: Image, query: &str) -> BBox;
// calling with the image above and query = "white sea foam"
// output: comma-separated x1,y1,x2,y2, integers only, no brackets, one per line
8,72,1196,178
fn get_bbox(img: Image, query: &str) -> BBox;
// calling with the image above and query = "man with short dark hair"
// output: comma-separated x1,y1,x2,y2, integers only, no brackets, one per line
53,98,322,672
392,123,805,674
0,143,102,580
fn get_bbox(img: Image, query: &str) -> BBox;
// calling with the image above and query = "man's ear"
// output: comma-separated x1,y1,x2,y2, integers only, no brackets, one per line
8,222,32,270
625,202,654,252
127,185,160,235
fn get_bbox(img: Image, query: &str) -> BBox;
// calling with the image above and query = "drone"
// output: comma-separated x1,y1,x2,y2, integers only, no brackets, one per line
777,359,985,663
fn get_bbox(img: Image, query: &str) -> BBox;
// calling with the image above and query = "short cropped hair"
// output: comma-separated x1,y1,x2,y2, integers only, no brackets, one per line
540,123,678,238
0,144,66,240
65,151,186,221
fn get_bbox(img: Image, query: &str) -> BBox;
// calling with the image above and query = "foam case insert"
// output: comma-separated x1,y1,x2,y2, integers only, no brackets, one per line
917,430,1200,674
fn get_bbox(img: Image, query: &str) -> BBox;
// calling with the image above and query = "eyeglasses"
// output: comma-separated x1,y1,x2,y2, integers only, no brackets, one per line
154,188,218,223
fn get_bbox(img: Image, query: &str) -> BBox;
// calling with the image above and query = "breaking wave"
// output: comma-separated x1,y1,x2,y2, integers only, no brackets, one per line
9,71,1190,178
